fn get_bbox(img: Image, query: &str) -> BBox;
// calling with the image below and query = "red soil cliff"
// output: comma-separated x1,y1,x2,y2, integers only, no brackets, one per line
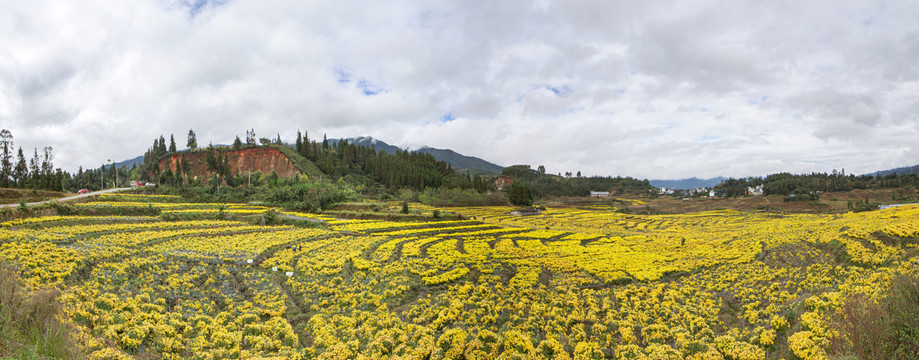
158,147,301,178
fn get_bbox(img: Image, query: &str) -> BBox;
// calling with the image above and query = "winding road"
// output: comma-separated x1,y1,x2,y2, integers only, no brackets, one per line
0,187,131,209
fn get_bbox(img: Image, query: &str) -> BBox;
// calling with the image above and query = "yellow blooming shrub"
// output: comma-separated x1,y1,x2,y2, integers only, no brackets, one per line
2,195,916,358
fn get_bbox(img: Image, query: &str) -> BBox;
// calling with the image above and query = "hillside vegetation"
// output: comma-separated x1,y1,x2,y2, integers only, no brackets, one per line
125,130,656,210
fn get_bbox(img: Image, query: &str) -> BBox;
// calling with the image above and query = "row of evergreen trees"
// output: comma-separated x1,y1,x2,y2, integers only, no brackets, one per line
0,129,67,191
292,130,460,190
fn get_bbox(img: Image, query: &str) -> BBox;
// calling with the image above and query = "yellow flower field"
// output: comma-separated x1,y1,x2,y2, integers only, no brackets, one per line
1,194,917,359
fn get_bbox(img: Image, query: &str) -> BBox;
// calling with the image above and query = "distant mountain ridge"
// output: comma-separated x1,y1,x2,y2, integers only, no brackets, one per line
416,146,503,175
866,164,919,177
332,136,402,155
336,136,503,175
649,177,725,190
104,155,145,170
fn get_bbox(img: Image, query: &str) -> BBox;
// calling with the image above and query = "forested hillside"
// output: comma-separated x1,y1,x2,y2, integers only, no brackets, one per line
714,171,919,197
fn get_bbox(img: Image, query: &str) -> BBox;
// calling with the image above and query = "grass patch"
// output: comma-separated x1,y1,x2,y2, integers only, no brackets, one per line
831,272,919,359
0,188,70,206
0,260,83,359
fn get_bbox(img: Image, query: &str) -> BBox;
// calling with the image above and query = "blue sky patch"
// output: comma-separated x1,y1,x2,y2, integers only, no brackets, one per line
177,0,228,17
335,68,351,84
548,85,573,97
440,112,455,122
357,79,383,96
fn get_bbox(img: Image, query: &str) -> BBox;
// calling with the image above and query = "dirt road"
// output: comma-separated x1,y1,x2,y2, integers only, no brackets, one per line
0,188,131,209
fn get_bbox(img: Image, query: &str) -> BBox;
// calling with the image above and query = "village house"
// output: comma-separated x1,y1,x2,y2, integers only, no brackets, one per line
590,191,610,198
494,176,514,191
747,185,764,196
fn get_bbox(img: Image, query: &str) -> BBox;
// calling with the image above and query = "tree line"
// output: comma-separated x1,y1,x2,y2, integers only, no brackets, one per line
500,164,653,200
714,171,919,197
0,129,68,191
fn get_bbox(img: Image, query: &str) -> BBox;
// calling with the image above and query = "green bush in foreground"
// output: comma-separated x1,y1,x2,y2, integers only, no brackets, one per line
833,272,919,359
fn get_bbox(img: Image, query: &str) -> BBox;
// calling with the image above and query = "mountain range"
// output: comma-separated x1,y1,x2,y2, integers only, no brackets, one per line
865,164,919,177
648,177,725,190
333,136,504,176
105,155,144,170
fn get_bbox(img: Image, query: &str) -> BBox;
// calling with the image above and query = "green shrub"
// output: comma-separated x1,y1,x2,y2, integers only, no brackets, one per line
507,183,533,206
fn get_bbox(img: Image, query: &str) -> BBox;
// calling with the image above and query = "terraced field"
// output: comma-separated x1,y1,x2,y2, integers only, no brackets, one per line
1,194,917,359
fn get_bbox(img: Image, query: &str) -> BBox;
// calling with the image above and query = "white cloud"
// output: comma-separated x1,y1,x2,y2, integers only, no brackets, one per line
1,0,918,178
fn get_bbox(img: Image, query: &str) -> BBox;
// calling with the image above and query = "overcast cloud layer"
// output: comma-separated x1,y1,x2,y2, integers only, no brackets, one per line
2,0,918,179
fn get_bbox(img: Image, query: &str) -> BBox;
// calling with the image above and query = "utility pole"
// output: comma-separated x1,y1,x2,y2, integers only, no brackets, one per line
108,159,116,188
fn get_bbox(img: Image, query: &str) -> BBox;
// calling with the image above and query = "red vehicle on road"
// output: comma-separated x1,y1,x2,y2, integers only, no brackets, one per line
77,189,89,194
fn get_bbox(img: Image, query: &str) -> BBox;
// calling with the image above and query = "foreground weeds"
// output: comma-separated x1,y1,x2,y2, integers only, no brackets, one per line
0,260,82,359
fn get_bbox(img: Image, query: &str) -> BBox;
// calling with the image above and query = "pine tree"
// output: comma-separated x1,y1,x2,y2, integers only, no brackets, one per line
187,129,198,150
0,129,13,187
14,147,26,188
295,131,303,154
158,135,166,153
169,134,177,153
29,148,39,189
41,146,54,190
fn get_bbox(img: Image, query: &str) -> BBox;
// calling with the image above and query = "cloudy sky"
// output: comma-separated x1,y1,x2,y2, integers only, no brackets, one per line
2,0,918,179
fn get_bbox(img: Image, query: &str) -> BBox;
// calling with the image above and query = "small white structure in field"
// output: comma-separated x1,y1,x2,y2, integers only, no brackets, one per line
509,208,541,216
272,267,277,272
246,259,253,264
285,271,293,277
590,191,610,198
